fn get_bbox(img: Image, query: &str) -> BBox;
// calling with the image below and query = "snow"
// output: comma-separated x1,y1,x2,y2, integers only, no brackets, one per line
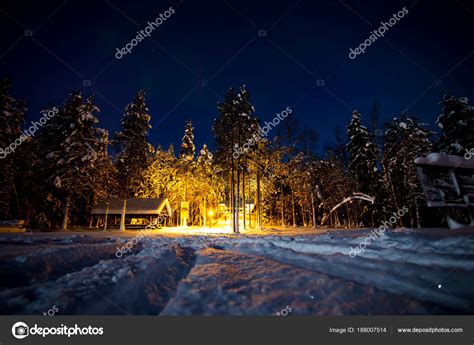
81,113,98,123
446,216,466,230
415,153,474,168
0,228,473,315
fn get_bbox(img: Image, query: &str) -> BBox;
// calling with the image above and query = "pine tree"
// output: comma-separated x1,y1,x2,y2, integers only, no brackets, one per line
436,95,474,155
197,144,213,166
213,85,260,233
24,98,79,229
47,93,108,229
167,143,175,157
196,144,224,227
89,128,117,217
114,90,154,230
177,120,196,225
383,113,434,227
347,110,379,196
347,110,383,225
180,120,195,161
0,78,26,219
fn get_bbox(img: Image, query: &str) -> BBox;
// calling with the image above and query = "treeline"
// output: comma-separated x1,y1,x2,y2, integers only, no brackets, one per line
0,78,473,230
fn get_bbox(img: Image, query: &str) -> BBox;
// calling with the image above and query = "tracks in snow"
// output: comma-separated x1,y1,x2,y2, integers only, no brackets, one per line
1,232,473,315
0,239,197,315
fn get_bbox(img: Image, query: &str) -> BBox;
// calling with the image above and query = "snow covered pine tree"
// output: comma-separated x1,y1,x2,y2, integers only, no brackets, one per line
346,110,381,224
383,113,434,227
47,93,108,230
114,90,154,231
213,86,260,233
436,95,474,156
0,78,26,219
180,120,195,161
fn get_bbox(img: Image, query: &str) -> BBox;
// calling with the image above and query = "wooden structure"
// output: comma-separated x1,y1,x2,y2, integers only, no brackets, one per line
415,153,474,229
90,198,172,230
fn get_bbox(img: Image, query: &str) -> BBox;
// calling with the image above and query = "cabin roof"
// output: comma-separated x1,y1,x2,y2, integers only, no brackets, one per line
91,198,172,216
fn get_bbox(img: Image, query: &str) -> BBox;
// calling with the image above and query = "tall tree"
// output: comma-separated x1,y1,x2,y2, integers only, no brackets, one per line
213,85,260,233
347,110,382,225
180,120,195,161
47,93,109,229
178,120,196,225
347,110,379,196
197,143,212,166
24,100,76,228
436,95,474,155
383,113,434,227
197,144,224,227
0,79,26,220
114,90,153,230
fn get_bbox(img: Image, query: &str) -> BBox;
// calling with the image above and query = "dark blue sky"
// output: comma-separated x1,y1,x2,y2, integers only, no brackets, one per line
0,0,472,154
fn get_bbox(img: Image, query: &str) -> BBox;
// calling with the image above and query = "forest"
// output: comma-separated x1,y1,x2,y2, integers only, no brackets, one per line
0,78,473,231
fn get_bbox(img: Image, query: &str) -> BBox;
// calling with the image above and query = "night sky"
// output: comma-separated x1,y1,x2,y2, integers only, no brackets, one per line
0,0,472,154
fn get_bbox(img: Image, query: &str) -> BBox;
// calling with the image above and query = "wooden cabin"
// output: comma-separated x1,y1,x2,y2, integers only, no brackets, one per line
90,198,172,230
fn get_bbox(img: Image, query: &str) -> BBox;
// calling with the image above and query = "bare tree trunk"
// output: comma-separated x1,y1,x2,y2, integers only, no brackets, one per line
103,202,109,231
229,168,233,231
311,192,317,228
415,205,421,228
231,158,239,233
280,193,285,228
257,169,262,230
345,204,350,228
248,177,252,228
203,198,207,227
236,163,241,233
190,203,193,226
182,174,188,227
242,170,246,229
302,202,306,226
62,197,70,231
119,199,126,231
291,189,296,227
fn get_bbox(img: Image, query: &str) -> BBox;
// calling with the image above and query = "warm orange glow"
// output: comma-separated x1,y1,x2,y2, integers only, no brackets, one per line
208,209,214,217
158,226,234,235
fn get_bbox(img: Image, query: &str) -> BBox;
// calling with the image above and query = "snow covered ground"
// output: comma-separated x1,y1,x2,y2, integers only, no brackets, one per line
0,227,473,315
